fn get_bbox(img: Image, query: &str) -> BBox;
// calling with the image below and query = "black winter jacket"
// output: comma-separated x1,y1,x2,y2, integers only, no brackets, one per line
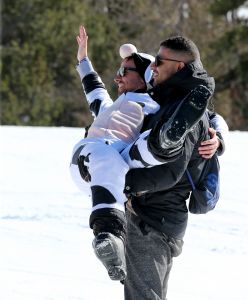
124,62,216,239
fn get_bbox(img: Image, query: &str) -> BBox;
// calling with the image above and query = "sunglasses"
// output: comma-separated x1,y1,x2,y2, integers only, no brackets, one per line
154,55,182,66
116,66,138,77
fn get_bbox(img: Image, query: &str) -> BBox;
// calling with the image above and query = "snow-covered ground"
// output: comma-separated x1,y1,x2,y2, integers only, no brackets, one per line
0,126,247,300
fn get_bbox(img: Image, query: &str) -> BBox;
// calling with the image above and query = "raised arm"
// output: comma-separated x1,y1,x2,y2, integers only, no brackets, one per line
76,25,113,117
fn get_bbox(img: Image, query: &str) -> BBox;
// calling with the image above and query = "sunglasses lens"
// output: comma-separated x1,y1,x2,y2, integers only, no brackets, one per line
117,67,125,77
155,56,161,66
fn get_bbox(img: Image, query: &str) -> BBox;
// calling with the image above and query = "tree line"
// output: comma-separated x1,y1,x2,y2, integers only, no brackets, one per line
1,0,248,129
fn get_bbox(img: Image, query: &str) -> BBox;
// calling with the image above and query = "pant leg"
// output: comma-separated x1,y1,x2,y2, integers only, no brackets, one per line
121,129,181,169
124,210,173,300
70,138,129,213
121,130,163,168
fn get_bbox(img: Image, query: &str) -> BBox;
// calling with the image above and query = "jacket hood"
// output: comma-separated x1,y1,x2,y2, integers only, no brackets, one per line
149,61,215,106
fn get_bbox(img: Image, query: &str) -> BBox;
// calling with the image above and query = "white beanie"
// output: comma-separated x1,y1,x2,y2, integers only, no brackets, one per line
119,44,154,87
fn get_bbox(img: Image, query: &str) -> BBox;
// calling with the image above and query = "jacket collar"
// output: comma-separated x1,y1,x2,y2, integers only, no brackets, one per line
148,61,215,106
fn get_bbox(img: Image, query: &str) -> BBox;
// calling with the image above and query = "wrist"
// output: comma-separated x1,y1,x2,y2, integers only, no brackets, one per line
77,57,88,65
76,57,94,79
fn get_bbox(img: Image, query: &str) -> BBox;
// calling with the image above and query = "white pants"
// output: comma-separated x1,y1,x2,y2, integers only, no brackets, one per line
70,130,164,213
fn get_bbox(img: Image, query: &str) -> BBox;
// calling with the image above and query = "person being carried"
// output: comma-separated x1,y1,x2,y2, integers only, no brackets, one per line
70,26,163,281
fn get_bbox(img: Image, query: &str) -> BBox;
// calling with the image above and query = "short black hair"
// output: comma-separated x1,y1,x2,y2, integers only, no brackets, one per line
160,36,200,62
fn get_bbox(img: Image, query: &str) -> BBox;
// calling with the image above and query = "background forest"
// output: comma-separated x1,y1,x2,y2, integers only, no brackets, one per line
1,0,248,130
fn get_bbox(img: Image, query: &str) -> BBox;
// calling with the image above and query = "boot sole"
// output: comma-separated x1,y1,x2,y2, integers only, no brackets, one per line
93,233,126,281
160,85,211,147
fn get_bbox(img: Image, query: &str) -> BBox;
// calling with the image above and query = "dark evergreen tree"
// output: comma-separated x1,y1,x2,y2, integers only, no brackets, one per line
1,0,248,129
209,0,248,129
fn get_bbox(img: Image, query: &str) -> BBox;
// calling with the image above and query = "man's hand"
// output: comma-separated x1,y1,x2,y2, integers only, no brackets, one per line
76,25,88,62
198,127,220,159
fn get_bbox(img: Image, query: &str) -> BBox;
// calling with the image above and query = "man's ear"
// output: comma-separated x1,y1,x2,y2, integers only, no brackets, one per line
178,62,185,71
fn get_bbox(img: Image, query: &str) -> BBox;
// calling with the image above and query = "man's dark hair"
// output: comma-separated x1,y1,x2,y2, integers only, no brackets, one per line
125,53,152,83
160,36,200,63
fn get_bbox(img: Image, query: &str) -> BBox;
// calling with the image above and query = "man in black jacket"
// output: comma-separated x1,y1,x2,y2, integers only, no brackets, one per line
123,37,226,300
73,26,228,298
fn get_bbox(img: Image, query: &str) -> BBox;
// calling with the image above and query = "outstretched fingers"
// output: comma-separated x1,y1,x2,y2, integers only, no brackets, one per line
80,25,88,41
76,35,81,45
76,25,88,61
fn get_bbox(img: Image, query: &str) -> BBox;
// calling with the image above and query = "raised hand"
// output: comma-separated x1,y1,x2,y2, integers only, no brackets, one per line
198,127,220,159
76,25,88,62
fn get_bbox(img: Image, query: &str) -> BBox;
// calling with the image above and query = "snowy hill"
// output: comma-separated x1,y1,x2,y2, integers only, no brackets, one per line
0,126,248,300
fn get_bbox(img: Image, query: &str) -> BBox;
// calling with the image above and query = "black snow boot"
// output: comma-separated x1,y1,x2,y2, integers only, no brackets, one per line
91,214,126,281
159,84,212,150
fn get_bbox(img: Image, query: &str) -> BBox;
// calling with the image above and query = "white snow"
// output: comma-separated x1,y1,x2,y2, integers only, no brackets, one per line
0,126,248,300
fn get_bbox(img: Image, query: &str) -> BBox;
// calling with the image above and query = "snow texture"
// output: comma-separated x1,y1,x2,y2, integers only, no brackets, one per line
0,126,248,300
